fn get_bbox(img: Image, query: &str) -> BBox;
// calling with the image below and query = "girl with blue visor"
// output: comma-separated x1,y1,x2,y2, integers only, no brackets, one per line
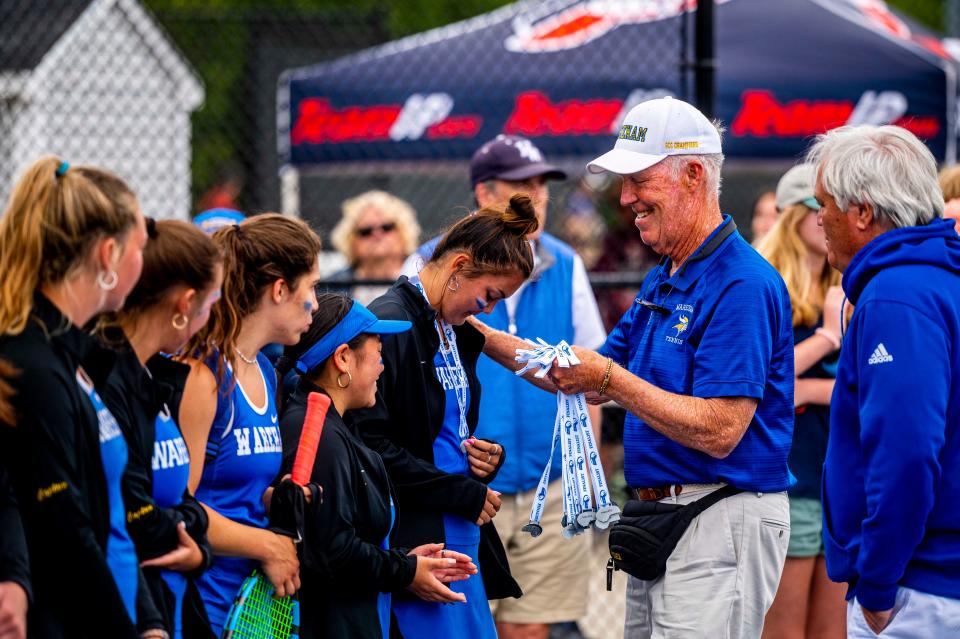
276,293,476,639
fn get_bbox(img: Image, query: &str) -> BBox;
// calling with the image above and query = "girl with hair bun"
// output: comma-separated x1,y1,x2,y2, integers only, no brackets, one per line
351,194,536,637
0,156,148,637
96,219,224,639
177,213,321,636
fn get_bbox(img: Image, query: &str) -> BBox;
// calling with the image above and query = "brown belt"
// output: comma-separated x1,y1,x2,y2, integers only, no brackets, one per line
630,483,725,502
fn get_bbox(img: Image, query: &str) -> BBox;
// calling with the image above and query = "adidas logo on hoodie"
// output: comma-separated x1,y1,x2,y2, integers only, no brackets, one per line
868,343,894,365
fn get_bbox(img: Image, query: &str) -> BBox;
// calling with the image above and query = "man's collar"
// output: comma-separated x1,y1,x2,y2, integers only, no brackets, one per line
662,216,738,292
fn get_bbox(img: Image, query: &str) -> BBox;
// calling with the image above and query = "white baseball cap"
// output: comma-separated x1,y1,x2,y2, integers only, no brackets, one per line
587,96,722,175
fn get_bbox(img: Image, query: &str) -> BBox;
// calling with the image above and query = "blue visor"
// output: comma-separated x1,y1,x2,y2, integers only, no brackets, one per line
295,301,411,374
802,197,821,211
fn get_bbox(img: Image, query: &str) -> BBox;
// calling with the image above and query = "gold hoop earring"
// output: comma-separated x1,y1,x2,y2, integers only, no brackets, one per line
447,275,461,292
336,371,352,388
172,313,188,330
97,270,118,291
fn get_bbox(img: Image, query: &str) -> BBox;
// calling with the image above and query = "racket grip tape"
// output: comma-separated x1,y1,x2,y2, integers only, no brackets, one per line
291,392,330,486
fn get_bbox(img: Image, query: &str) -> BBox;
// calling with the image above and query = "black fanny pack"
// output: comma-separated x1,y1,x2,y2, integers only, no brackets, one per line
607,484,743,583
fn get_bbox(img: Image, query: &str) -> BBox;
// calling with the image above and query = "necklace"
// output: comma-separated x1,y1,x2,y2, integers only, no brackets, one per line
235,347,258,365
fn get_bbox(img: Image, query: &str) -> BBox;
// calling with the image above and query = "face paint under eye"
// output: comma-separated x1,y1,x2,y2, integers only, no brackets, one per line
476,297,487,311
303,300,313,312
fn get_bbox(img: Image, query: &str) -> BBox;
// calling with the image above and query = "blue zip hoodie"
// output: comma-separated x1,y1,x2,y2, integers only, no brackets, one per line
823,218,960,611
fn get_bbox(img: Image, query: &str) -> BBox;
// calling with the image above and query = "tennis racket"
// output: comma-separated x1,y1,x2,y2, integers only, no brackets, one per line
220,392,331,639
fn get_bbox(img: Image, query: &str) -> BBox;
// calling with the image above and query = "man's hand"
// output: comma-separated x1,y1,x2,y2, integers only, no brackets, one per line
862,606,894,634
0,581,27,639
547,346,607,396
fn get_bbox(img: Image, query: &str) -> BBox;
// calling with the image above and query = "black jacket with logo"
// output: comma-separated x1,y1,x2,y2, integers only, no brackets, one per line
279,380,417,638
0,294,140,638
350,277,521,600
98,331,213,636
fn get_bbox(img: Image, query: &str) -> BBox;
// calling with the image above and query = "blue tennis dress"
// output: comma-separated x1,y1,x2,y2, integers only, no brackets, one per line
152,404,192,638
392,349,497,638
194,354,283,635
78,368,139,624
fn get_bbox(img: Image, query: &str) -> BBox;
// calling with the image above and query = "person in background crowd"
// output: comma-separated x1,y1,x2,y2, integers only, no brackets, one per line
750,188,779,245
326,190,420,306
0,156,151,637
177,214,321,636
938,165,960,231
477,97,795,638
353,195,541,639
811,125,960,637
758,164,847,639
193,208,246,236
97,219,224,639
403,134,605,639
275,294,476,638
0,363,29,639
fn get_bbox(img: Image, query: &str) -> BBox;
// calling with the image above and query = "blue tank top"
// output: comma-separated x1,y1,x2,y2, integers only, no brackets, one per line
77,368,138,623
152,404,192,639
194,353,282,634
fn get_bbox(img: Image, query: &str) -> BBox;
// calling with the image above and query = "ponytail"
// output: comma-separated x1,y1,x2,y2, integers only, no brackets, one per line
184,213,321,383
0,156,137,335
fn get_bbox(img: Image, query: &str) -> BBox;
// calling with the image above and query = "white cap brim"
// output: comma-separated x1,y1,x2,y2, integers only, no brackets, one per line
587,148,668,175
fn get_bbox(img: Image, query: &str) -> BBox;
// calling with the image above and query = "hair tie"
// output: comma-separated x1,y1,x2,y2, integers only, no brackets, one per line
145,217,158,239
55,161,70,178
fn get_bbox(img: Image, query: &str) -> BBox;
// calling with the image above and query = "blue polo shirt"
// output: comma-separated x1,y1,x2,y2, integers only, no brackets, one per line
600,216,795,492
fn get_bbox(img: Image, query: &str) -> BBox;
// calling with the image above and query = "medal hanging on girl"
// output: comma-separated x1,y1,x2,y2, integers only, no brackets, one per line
413,279,470,453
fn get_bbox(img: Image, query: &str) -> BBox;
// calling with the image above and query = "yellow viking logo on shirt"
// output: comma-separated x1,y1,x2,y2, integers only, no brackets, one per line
665,306,693,345
672,315,689,336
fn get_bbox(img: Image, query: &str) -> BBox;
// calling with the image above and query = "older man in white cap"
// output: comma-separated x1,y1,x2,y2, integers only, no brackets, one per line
480,97,795,637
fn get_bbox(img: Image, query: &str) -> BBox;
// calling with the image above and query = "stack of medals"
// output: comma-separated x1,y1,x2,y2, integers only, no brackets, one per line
514,339,621,538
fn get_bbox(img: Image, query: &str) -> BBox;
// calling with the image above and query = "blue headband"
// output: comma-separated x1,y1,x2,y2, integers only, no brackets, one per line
295,301,412,374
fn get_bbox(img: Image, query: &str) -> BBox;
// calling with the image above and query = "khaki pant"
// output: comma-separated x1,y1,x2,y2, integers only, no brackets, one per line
624,488,790,638
490,479,590,624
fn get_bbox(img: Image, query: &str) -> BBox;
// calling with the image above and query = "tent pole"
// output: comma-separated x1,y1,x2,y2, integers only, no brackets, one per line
280,165,301,218
695,0,716,119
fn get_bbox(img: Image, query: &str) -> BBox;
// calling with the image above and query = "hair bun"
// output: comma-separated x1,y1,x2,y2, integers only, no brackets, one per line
501,194,539,237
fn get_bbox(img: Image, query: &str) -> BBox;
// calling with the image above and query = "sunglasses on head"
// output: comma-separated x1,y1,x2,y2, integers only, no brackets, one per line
356,222,397,237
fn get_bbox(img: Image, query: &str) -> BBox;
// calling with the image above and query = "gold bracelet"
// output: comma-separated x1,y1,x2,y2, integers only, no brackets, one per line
597,357,614,395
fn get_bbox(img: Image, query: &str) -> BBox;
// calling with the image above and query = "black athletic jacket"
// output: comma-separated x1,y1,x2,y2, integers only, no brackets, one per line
350,278,521,600
0,464,30,600
279,380,417,638
98,331,213,636
0,293,140,638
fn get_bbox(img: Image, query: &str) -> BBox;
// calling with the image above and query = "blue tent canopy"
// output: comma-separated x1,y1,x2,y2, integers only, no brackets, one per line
279,0,958,167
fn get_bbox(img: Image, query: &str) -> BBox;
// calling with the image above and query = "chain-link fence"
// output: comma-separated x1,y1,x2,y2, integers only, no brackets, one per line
0,0,949,636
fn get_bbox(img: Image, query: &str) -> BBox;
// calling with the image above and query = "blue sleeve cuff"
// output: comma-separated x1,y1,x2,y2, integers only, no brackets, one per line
692,379,764,399
855,580,898,612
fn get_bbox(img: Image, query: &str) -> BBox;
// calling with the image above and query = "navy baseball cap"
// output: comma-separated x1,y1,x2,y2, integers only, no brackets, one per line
470,135,567,188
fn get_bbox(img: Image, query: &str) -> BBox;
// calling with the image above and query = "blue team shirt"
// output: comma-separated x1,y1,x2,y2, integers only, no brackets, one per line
599,216,795,492
77,369,139,623
152,405,192,639
195,354,283,635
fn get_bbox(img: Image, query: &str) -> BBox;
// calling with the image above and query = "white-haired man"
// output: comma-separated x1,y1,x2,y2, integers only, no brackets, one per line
808,125,960,637
476,97,796,637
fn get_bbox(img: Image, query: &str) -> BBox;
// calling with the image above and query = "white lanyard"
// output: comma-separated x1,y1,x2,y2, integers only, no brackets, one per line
516,339,622,536
413,279,469,449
